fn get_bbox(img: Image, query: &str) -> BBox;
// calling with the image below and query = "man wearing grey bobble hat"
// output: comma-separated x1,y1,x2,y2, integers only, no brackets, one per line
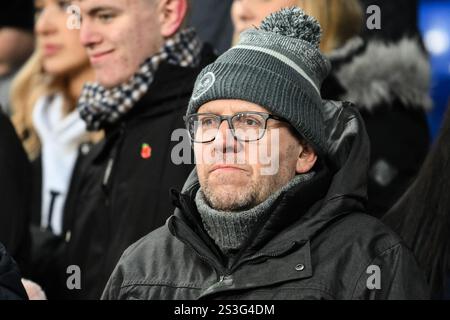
102,7,428,300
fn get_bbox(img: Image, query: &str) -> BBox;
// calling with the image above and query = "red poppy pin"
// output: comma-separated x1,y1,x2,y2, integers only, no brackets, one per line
141,143,152,159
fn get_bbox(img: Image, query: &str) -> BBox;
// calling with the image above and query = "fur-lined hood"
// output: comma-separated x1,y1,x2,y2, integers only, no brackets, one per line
328,37,432,112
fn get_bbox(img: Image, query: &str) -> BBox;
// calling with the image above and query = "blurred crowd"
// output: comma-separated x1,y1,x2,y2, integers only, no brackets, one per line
0,0,449,300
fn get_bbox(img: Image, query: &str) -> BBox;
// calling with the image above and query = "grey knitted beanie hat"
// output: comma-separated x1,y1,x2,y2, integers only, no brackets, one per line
187,7,331,155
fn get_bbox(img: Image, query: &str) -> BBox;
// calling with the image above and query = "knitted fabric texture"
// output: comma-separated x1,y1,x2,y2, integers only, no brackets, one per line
187,7,331,155
195,172,316,254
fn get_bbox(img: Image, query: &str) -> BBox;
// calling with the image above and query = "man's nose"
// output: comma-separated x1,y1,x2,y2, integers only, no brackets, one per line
79,19,102,49
213,120,238,153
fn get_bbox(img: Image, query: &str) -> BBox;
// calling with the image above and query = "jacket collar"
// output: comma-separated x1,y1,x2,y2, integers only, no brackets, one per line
169,163,333,269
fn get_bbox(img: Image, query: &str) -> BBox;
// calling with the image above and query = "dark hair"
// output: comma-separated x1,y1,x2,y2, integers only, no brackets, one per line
0,1,35,32
382,103,450,298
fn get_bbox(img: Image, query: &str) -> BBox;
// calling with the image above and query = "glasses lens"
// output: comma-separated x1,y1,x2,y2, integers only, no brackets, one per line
188,113,268,142
232,113,265,141
189,114,219,142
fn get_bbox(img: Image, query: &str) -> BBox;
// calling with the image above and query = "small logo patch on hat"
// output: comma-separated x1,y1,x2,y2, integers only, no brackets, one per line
192,72,216,101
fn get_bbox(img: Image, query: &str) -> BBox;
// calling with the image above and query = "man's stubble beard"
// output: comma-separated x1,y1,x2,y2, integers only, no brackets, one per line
201,169,291,212
199,138,299,212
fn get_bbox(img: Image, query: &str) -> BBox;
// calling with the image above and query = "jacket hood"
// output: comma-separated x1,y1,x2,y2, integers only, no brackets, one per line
330,37,432,112
172,100,370,256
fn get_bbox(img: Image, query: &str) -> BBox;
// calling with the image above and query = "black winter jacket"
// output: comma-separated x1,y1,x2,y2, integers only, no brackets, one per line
0,243,28,300
0,111,31,274
102,101,429,300
321,37,431,217
52,46,216,299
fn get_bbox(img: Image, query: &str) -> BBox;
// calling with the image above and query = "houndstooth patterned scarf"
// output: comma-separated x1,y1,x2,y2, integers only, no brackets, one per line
78,28,203,131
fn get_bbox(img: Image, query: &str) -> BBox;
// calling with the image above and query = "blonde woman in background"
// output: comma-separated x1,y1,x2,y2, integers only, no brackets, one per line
231,0,362,52
231,0,432,218
10,0,99,298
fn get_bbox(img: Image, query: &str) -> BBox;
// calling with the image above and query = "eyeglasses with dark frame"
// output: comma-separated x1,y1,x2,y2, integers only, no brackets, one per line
185,112,289,143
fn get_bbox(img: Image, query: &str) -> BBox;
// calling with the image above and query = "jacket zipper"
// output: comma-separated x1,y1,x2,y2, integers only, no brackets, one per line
101,124,126,207
102,161,113,207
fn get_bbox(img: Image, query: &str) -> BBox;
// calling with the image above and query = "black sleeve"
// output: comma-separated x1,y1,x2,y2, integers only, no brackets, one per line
0,111,32,272
0,243,28,300
351,243,430,300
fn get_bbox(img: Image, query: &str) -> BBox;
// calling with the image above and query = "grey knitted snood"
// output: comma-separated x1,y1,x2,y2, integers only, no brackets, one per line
195,172,315,255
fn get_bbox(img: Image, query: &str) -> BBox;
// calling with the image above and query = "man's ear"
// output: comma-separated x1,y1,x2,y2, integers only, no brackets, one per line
296,144,317,174
158,0,188,38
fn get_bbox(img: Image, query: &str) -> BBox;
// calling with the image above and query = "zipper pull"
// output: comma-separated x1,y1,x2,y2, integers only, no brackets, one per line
218,275,233,286
102,157,115,206
103,157,114,188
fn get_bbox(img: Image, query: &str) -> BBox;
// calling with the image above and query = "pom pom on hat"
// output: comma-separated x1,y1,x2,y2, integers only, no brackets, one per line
259,7,322,49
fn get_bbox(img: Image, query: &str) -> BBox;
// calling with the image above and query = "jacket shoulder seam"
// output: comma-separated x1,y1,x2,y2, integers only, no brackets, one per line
349,242,403,299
